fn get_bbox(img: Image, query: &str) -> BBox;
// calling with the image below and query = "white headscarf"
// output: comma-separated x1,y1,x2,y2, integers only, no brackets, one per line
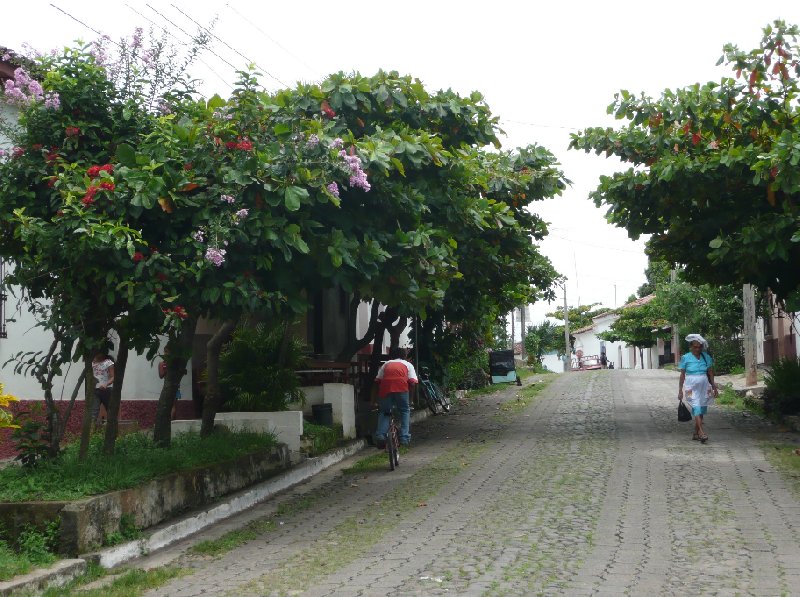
685,333,708,350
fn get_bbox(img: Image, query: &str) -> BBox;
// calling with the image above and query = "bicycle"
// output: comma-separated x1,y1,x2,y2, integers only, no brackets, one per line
418,367,450,415
385,410,400,471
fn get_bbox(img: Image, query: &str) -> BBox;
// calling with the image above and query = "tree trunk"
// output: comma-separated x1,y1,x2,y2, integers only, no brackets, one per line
51,370,85,457
153,317,196,448
103,332,129,455
387,315,408,353
336,298,381,362
78,354,96,461
200,320,237,437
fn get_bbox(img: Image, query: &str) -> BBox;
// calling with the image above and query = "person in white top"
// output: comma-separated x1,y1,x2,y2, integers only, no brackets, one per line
91,352,114,424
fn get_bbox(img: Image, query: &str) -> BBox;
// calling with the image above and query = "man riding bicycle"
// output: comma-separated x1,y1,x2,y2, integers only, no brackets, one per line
372,347,417,448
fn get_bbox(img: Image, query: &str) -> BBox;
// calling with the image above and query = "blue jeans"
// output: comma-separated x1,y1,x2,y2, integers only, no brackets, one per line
375,392,411,444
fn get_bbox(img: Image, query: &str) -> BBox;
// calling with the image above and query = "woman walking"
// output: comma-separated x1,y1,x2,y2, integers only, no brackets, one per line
678,334,719,443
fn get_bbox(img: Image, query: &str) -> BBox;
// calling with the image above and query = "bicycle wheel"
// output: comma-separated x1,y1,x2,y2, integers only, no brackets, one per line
422,382,439,415
435,384,451,412
392,428,400,467
388,424,398,471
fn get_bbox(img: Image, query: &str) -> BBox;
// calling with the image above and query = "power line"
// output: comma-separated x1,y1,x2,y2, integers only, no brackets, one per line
49,4,122,49
124,3,234,91
224,1,322,80
169,3,287,88
144,3,240,73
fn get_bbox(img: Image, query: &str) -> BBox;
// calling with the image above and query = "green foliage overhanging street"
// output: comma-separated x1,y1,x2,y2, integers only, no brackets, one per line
570,20,800,308
0,28,564,455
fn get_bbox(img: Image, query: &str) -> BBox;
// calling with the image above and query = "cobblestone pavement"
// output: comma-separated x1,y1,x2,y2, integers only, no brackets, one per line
141,370,800,597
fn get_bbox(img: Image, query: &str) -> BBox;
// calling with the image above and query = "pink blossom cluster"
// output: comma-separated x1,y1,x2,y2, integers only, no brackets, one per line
306,134,320,149
339,150,371,192
330,138,344,149
205,247,227,267
192,230,205,242
326,182,340,198
2,68,60,109
233,208,249,223
220,194,236,204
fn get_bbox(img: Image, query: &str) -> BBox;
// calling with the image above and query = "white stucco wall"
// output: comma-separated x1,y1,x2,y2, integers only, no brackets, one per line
0,290,189,401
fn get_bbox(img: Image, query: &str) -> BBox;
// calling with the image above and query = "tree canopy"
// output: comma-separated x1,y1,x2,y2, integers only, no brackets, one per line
570,21,800,306
0,34,565,452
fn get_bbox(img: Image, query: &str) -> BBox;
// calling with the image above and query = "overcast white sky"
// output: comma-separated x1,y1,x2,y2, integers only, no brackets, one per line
4,1,800,326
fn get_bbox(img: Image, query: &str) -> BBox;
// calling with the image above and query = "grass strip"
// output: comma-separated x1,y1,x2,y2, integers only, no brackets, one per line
53,567,186,597
495,374,555,419
189,492,322,557
716,386,765,416
0,430,276,502
343,446,410,475
236,441,489,596
764,443,800,498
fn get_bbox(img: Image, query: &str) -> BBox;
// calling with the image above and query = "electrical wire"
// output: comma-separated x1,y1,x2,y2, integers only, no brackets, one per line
49,4,122,48
123,3,234,91
224,1,322,80
170,3,287,88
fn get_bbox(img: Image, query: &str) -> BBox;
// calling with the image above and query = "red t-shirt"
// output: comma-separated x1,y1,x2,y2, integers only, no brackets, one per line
376,359,418,397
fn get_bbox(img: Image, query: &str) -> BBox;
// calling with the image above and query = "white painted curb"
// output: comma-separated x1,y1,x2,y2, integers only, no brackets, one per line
92,439,367,568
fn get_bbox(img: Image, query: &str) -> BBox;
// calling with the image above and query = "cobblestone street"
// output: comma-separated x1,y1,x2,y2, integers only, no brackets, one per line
141,370,800,596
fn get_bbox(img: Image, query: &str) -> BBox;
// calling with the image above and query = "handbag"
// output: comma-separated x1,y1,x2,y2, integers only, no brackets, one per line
678,400,692,422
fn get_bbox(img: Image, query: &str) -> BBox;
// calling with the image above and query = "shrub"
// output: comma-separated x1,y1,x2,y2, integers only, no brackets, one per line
219,322,308,412
302,422,342,456
11,404,50,468
442,338,489,391
763,358,800,417
709,337,744,375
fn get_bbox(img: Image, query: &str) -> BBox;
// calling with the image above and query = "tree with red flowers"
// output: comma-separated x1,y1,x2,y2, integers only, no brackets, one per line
570,20,800,307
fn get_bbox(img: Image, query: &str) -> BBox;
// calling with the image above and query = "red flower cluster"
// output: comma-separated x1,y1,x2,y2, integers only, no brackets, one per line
65,126,81,137
82,186,98,206
47,177,57,188
45,148,59,163
183,162,193,171
226,139,254,151
132,251,145,263
321,100,336,119
87,164,113,178
156,272,168,281
31,144,43,151
163,305,188,319
99,181,115,191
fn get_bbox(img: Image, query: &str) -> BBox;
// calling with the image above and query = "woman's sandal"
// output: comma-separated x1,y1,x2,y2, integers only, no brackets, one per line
699,434,709,444
692,433,700,441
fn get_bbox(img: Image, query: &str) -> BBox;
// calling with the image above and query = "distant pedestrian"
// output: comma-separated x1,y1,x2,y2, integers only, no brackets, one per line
372,347,418,447
158,353,185,420
91,352,114,424
678,334,718,443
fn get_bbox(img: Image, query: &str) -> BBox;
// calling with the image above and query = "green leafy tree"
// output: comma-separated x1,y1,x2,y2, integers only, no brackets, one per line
524,320,563,364
546,303,612,332
637,260,671,298
570,20,800,305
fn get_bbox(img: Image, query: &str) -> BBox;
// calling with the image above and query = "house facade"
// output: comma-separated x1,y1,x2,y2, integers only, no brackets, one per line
570,295,662,370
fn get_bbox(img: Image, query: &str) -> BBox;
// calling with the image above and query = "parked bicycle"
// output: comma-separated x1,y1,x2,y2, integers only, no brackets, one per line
418,367,450,415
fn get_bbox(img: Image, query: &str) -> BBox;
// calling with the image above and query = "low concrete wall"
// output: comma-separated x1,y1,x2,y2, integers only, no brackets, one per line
214,411,303,454
323,383,356,439
0,445,290,556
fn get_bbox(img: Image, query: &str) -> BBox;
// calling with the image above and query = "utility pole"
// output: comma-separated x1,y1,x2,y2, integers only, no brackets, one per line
743,284,758,386
563,285,571,372
520,304,527,361
510,308,515,352
671,269,680,366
